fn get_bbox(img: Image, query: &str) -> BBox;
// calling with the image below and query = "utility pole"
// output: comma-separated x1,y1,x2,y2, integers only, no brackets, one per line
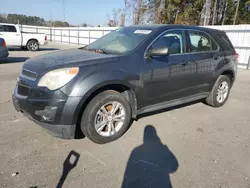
212,0,217,25
62,0,66,21
233,0,240,25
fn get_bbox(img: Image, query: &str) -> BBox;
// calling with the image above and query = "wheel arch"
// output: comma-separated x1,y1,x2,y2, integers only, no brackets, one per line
221,69,235,84
73,81,138,129
26,38,39,47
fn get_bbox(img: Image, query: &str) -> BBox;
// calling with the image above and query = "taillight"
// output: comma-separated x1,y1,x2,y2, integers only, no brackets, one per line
2,40,6,47
45,36,47,41
235,52,239,63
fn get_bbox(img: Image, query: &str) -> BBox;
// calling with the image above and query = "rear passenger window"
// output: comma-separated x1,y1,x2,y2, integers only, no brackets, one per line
150,30,186,55
188,31,218,52
4,25,17,32
0,25,4,32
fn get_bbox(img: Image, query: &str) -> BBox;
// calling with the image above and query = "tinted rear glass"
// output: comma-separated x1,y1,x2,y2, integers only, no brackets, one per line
0,25,17,32
188,31,219,52
4,25,17,32
217,33,234,51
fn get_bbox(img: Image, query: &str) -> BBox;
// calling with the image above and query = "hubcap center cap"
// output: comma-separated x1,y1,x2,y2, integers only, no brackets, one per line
107,116,113,121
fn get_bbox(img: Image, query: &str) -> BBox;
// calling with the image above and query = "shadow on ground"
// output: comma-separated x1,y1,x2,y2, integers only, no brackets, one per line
39,48,60,51
121,125,178,188
0,57,29,64
8,48,59,51
56,150,80,188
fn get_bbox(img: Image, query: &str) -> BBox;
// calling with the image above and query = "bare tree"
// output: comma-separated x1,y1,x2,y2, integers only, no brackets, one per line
121,0,130,26
155,0,162,23
125,0,148,24
120,13,126,26
202,0,211,25
222,0,229,25
105,9,120,27
233,0,240,25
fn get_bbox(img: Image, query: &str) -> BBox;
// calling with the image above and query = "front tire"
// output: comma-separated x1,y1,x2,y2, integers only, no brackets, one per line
27,40,39,51
81,90,132,144
205,75,231,107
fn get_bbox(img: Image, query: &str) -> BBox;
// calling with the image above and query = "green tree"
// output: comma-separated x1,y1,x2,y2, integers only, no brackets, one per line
52,21,70,27
236,0,250,24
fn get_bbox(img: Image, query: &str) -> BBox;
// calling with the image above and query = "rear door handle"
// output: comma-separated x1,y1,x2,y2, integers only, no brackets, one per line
213,55,220,60
180,61,191,66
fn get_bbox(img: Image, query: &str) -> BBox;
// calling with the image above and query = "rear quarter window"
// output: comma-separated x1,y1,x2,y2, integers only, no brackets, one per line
216,33,235,51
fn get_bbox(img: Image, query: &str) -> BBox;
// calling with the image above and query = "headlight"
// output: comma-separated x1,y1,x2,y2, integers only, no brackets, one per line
38,67,79,90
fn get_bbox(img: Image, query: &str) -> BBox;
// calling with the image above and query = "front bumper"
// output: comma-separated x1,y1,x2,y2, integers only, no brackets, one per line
12,86,82,139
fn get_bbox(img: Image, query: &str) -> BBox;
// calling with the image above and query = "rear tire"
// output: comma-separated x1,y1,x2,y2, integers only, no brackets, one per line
205,75,231,107
27,40,39,51
81,90,132,144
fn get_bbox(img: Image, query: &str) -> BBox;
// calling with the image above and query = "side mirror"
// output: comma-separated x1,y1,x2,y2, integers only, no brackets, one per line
147,48,169,57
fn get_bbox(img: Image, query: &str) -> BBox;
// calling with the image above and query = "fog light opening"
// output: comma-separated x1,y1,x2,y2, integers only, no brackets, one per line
35,106,57,122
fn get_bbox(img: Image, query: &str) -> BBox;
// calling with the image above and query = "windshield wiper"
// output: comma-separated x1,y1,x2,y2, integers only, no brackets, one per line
78,45,88,50
82,48,109,54
94,48,109,54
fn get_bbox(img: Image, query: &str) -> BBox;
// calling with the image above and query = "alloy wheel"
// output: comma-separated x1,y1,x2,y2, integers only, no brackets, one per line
216,81,229,103
94,101,126,137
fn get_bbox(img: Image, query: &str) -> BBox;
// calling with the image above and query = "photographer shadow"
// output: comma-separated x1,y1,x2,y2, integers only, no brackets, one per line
121,125,179,188
56,150,80,188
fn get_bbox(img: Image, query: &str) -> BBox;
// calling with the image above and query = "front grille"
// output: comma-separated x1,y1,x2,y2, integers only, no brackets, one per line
17,84,30,96
21,69,37,80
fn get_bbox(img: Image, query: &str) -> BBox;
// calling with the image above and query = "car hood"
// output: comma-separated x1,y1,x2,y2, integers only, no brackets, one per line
23,48,119,74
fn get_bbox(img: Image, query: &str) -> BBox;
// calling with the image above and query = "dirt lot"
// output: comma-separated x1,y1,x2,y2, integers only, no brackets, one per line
0,43,250,188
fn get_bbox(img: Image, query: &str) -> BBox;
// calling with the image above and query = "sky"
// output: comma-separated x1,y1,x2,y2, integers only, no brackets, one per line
1,0,125,26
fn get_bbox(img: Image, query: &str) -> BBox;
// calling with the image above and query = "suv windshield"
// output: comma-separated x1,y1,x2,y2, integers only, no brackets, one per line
85,27,153,55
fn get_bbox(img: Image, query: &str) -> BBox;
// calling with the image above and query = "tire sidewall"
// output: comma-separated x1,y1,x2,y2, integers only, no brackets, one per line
27,40,39,51
81,91,132,144
212,76,231,107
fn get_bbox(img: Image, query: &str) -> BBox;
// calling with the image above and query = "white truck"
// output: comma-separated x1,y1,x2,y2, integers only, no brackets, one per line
0,23,48,51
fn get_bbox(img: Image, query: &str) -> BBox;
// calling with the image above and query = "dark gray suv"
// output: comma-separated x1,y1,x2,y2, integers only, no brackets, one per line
12,25,237,144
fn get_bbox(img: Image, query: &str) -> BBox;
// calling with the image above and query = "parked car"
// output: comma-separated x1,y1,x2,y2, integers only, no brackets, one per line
0,37,9,59
12,24,237,144
0,23,48,51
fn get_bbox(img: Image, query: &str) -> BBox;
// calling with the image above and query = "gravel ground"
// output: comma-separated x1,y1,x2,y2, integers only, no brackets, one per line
0,43,250,188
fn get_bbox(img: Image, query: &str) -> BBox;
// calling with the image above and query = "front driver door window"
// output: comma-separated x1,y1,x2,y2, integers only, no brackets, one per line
142,30,195,108
150,30,185,55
